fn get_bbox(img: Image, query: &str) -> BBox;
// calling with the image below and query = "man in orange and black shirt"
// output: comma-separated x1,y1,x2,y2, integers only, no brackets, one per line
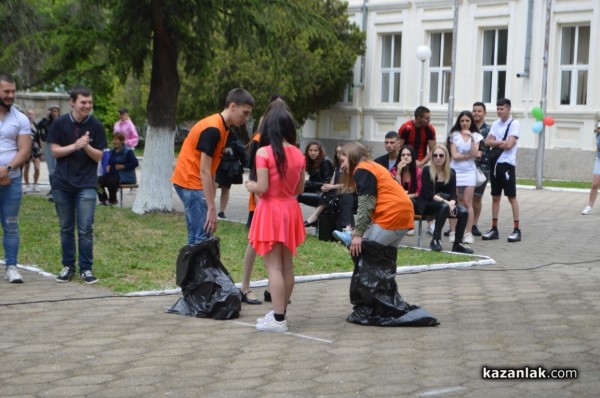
398,106,437,167
172,88,254,245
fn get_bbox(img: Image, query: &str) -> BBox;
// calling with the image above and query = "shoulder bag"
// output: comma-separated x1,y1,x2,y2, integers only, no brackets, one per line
487,121,513,170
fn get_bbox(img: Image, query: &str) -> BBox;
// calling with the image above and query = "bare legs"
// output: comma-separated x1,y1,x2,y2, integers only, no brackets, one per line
306,203,327,224
462,186,475,233
263,243,294,315
473,194,483,226
587,174,600,207
219,186,230,215
22,158,41,189
241,243,260,301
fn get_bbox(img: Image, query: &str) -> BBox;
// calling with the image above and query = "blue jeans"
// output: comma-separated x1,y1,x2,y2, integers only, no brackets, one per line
52,188,97,272
174,184,210,245
0,177,23,266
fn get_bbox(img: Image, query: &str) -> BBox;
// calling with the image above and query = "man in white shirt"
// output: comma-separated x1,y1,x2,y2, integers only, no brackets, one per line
482,98,521,242
0,73,32,283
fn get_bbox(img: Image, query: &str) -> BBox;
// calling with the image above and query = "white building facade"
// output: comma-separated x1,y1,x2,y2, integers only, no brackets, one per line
301,0,600,180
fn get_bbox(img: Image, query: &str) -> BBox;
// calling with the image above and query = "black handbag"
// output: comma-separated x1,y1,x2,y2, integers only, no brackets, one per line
487,121,512,170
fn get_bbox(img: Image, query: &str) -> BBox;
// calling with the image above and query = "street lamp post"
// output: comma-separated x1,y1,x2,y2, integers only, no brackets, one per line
416,45,432,106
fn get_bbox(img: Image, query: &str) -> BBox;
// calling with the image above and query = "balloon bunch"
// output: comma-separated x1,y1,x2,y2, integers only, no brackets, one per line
531,107,555,134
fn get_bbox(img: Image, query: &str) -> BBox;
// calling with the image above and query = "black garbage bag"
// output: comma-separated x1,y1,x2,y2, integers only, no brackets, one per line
166,238,241,320
347,240,439,326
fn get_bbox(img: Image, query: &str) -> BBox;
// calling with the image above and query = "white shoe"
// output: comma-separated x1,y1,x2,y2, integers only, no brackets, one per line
33,184,40,192
256,312,288,333
4,266,23,283
257,310,274,324
406,229,415,236
449,232,456,243
426,222,435,235
463,232,474,244
581,206,592,215
25,185,33,193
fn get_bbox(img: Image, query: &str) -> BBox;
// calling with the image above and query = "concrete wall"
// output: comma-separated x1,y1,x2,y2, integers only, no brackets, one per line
14,92,70,121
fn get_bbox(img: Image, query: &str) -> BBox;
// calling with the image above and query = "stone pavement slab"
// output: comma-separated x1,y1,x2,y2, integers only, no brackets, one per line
2,161,599,397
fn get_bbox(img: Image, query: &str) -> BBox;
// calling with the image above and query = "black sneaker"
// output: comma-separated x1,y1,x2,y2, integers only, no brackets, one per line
217,212,227,220
507,229,521,242
452,242,474,254
80,270,98,285
56,266,75,283
482,228,499,240
443,229,450,237
430,239,443,252
471,225,482,237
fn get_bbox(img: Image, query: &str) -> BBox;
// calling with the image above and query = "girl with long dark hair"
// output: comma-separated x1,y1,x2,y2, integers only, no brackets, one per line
246,103,306,333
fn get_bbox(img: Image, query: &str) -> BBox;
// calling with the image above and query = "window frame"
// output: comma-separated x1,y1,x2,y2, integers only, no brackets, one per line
380,33,403,103
480,28,508,104
558,24,589,106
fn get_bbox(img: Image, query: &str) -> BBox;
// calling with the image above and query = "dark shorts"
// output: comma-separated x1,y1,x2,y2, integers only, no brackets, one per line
490,163,516,197
474,169,490,197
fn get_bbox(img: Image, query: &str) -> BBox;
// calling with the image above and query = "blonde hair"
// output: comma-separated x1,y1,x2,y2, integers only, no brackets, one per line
339,142,370,193
428,144,451,185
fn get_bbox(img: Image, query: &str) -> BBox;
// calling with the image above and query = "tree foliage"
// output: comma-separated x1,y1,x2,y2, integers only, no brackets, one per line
179,0,364,125
2,0,365,213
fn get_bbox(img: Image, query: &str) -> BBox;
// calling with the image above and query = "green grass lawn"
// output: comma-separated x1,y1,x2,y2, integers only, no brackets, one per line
517,178,591,189
14,195,473,293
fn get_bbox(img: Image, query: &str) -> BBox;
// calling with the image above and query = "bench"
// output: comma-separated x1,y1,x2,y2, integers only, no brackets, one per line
118,183,139,208
413,214,434,248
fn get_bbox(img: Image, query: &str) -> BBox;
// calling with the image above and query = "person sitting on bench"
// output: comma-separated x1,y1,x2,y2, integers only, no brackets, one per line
297,140,334,227
97,132,139,205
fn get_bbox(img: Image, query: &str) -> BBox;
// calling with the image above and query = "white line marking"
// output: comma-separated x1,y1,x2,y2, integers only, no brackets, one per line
419,386,467,397
234,321,334,344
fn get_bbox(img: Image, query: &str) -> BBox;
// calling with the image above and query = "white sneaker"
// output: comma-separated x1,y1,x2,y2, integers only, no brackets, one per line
4,266,23,283
406,229,415,236
581,206,593,215
426,222,435,235
25,185,33,193
256,312,288,333
257,310,274,324
33,184,40,192
449,232,456,243
463,232,474,244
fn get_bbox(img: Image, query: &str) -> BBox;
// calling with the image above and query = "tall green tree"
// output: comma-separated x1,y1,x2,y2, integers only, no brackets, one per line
179,0,364,125
102,0,363,214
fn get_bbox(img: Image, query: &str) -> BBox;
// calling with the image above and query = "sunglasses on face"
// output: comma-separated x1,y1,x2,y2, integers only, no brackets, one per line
433,153,445,158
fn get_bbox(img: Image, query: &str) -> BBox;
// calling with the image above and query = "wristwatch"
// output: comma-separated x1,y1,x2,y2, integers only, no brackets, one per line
6,165,12,171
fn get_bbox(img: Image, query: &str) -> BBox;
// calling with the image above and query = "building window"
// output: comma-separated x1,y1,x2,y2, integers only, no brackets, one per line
429,32,452,104
481,29,507,103
341,84,353,104
381,34,402,103
559,25,589,105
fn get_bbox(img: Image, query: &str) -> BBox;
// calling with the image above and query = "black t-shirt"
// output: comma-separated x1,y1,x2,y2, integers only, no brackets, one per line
47,113,107,190
354,169,377,196
196,127,222,157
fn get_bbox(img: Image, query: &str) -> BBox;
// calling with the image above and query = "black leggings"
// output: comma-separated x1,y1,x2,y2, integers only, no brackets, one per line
421,201,468,243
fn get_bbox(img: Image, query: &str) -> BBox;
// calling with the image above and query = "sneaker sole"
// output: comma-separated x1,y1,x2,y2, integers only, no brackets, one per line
55,278,72,283
482,236,499,240
256,324,288,333
5,277,23,283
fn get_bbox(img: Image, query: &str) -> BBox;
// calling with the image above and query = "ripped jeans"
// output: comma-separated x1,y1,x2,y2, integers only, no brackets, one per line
0,177,23,266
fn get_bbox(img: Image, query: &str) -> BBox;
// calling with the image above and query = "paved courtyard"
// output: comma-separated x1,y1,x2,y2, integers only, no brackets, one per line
1,161,599,397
